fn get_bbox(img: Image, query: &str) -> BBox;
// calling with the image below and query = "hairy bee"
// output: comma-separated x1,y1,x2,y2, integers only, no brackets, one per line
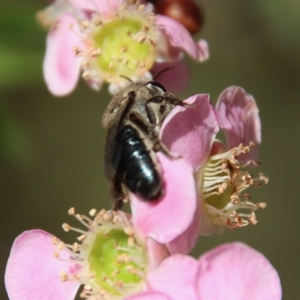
102,80,184,210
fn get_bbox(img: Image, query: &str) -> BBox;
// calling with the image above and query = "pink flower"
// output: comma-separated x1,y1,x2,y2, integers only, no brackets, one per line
125,242,282,300
5,206,192,300
130,153,199,255
5,146,199,300
5,230,81,300
38,0,209,96
160,86,268,235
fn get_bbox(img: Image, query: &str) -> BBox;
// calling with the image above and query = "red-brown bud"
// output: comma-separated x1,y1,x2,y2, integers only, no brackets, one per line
147,0,204,34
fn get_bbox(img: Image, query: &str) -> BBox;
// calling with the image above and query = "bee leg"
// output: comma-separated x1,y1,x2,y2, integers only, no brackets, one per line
164,95,194,109
109,174,126,211
152,140,179,159
129,112,176,158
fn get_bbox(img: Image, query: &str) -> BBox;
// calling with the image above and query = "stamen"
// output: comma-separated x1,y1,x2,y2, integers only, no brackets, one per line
56,208,147,299
59,271,68,282
68,23,86,40
68,0,157,86
80,20,90,29
89,48,102,57
200,142,268,229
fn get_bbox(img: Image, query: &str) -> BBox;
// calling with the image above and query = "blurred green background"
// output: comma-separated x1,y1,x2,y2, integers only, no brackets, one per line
1,0,299,299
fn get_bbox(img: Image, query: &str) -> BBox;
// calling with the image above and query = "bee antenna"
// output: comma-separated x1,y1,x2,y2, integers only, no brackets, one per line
120,75,134,83
153,65,174,80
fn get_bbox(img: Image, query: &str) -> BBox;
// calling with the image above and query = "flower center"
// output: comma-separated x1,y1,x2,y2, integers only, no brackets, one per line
93,18,155,82
77,2,157,84
89,228,145,295
197,142,268,229
55,208,147,299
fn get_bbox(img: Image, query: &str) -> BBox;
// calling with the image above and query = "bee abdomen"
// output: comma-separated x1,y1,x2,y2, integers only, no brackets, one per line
113,125,164,200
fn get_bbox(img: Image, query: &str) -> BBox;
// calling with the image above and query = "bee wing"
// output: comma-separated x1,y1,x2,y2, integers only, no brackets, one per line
103,95,131,179
104,124,120,179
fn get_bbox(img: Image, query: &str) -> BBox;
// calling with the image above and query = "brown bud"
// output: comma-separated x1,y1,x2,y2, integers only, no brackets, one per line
147,0,204,34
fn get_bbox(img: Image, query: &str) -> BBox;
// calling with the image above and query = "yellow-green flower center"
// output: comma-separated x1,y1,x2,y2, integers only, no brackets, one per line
89,229,145,295
58,209,147,299
93,18,156,82
205,184,235,210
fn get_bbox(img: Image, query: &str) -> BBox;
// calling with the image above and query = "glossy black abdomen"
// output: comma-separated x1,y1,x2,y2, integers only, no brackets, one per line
112,125,163,200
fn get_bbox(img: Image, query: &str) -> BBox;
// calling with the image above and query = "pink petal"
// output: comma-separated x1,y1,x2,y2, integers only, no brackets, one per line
197,242,282,300
160,94,219,172
43,14,82,96
151,61,191,94
69,0,95,10
155,15,209,62
210,139,227,155
215,86,261,162
145,237,171,271
146,255,199,300
154,28,182,62
125,292,171,300
5,230,81,300
131,153,197,246
166,198,201,254
70,0,124,14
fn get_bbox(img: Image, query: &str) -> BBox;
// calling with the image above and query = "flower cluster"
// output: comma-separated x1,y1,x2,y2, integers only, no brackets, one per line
37,0,209,96
5,86,281,299
5,1,282,299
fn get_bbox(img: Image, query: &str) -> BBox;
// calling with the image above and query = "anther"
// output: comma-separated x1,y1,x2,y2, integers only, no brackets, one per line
54,251,60,259
109,61,114,69
120,46,127,53
84,284,92,291
126,265,137,274
68,207,75,215
124,227,134,236
80,20,90,29
111,269,119,277
89,208,97,217
113,215,119,223
218,182,227,194
57,241,65,250
243,146,250,153
62,223,71,232
76,214,84,220
77,234,86,242
138,4,145,11
72,47,82,56
72,242,79,252
59,271,68,282
99,209,106,215
51,236,59,245
257,202,267,209
82,60,89,67
128,237,135,247
89,48,102,57
82,71,91,79
244,194,251,200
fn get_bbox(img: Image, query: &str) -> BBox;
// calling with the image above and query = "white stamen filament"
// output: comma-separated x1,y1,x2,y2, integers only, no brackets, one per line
200,142,267,229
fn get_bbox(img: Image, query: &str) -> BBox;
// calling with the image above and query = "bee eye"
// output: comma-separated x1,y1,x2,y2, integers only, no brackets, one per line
145,81,166,93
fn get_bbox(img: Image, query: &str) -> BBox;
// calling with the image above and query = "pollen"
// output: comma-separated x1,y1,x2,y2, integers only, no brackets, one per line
70,0,157,86
198,142,268,230
55,208,147,299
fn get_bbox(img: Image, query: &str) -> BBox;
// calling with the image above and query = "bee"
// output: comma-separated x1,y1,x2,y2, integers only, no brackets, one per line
102,80,184,210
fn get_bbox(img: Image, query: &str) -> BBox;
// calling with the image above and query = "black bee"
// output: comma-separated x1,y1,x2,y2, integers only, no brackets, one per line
102,80,184,210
